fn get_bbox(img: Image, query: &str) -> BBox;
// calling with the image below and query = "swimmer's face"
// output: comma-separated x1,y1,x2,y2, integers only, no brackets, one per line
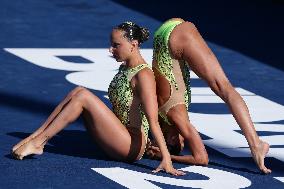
165,129,185,154
109,29,133,62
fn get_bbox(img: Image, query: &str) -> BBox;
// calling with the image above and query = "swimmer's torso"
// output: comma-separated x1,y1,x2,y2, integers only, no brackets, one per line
153,20,191,125
108,63,150,139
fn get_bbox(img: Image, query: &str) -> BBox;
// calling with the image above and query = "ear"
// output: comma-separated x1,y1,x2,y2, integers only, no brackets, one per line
131,40,139,48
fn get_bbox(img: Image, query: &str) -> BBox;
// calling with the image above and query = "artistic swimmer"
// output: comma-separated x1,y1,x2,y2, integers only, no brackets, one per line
146,18,271,174
11,21,185,176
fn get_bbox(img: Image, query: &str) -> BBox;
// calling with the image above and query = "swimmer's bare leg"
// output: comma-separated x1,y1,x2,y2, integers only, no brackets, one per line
171,21,271,173
12,87,144,161
12,87,85,152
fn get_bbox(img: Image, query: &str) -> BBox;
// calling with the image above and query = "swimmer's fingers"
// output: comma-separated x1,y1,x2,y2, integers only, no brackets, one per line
152,167,185,176
152,167,163,174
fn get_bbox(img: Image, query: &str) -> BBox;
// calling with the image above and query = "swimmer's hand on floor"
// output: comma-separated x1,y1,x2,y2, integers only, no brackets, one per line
147,139,185,176
152,157,185,176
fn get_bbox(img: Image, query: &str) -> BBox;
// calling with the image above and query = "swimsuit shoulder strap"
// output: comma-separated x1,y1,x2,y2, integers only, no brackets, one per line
127,63,151,81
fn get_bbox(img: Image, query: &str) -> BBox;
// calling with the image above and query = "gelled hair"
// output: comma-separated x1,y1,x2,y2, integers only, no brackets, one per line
114,21,150,45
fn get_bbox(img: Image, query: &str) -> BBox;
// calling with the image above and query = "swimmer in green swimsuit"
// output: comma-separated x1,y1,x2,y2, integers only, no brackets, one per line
11,21,184,176
147,18,271,174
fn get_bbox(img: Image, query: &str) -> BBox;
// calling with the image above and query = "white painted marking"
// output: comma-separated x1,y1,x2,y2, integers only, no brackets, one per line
274,177,284,183
92,166,251,189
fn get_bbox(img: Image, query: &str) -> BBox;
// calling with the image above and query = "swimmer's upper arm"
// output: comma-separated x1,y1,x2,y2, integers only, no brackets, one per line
135,68,159,124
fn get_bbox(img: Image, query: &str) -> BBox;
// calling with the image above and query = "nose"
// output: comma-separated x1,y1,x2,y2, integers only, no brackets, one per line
109,46,113,53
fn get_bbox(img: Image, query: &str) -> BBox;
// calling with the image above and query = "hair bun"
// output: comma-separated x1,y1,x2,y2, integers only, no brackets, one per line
115,21,150,45
139,27,150,44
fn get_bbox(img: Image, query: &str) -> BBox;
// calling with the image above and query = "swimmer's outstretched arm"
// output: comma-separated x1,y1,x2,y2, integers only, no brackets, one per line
146,144,208,166
170,154,208,165
135,68,184,176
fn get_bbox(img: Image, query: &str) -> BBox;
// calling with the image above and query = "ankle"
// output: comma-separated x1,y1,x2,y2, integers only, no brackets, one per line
33,135,49,148
249,138,262,149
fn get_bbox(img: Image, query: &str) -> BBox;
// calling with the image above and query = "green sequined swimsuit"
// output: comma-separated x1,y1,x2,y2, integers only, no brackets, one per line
153,20,191,125
108,64,150,139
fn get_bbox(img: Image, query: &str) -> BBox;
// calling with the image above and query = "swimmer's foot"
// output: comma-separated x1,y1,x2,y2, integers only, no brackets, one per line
11,141,44,160
12,134,36,152
251,140,271,174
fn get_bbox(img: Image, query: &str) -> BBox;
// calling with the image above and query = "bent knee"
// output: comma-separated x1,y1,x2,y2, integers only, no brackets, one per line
68,86,86,98
72,87,95,103
75,86,86,91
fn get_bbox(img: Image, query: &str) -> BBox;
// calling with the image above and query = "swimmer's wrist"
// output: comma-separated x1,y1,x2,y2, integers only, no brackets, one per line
161,152,171,161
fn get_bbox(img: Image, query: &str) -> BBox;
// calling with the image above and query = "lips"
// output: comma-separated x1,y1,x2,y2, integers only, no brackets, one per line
112,54,118,59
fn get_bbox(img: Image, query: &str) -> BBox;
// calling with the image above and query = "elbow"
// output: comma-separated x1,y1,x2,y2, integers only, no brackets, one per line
195,155,209,166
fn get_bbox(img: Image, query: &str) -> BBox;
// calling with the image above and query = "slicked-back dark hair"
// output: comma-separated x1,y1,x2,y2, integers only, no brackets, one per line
114,21,150,45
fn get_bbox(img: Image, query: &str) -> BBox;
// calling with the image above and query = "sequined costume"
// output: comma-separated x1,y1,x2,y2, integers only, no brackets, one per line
153,20,191,125
108,63,150,140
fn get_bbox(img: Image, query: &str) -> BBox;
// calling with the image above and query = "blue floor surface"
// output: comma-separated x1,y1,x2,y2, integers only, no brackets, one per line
1,1,284,188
